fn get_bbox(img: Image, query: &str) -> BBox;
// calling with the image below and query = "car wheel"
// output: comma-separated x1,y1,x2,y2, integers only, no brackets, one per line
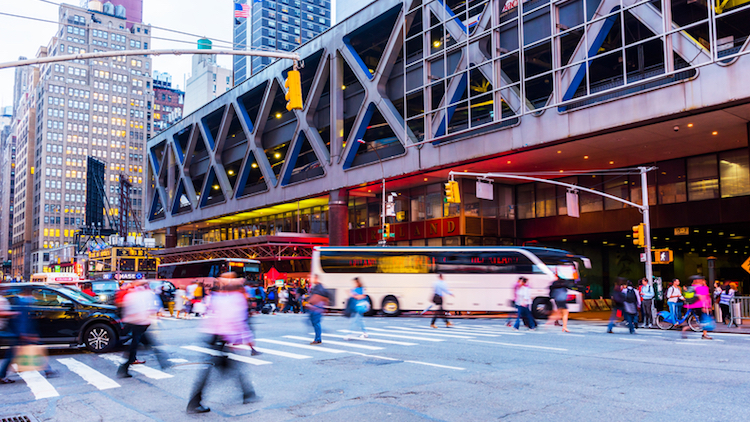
532,297,552,320
84,323,116,353
381,296,401,317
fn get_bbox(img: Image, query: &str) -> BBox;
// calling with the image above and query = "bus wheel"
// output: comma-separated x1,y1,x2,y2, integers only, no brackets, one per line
532,298,552,320
363,296,376,317
381,296,400,317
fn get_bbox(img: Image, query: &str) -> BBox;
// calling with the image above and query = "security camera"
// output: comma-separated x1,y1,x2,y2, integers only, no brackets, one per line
673,125,679,132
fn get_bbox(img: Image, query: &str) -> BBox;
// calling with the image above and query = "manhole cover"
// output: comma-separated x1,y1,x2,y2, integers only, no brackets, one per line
0,414,39,422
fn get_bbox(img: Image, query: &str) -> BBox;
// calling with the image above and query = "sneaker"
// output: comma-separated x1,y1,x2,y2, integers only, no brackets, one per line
132,360,146,365
250,349,262,356
0,378,15,384
117,371,133,378
445,322,453,327
430,324,437,329
310,341,322,345
512,327,519,331
702,335,713,340
243,392,261,404
186,405,210,414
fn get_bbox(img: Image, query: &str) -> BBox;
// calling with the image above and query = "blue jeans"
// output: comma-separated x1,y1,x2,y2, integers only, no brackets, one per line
514,305,536,329
607,307,622,332
624,312,637,333
309,312,322,342
350,311,366,334
668,302,682,319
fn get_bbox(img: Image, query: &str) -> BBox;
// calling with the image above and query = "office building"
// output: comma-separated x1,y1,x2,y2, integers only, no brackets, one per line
233,0,250,85
153,71,184,133
183,44,232,116
11,2,152,278
247,0,332,75
80,0,143,28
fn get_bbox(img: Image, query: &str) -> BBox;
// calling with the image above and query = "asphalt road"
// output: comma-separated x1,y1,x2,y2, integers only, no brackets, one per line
0,313,748,422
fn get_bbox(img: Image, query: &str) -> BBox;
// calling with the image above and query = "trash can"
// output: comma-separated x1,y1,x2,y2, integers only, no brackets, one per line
732,301,742,326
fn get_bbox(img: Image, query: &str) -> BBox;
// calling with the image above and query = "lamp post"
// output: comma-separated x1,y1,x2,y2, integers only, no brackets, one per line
357,139,387,246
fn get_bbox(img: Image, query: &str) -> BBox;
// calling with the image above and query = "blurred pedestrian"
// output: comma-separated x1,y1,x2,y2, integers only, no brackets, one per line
508,277,522,327
1,290,57,379
186,273,259,414
719,284,734,325
607,282,625,333
0,294,19,384
666,279,684,319
682,276,712,340
174,287,187,319
346,278,369,339
306,275,329,344
279,287,289,313
546,278,570,333
81,282,96,297
430,274,454,328
513,277,536,331
160,283,175,317
639,278,654,328
622,280,641,334
118,280,167,378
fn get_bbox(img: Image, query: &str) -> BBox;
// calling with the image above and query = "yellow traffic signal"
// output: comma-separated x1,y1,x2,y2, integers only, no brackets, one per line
444,180,461,204
384,223,391,238
284,69,303,111
632,223,645,247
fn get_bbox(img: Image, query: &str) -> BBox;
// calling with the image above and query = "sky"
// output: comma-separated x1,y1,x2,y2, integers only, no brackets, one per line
0,0,240,110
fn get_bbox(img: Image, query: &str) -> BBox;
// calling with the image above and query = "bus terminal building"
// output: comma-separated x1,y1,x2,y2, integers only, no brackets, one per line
146,0,750,296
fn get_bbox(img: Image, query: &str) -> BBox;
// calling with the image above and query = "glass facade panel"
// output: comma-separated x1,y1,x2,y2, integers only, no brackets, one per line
604,176,630,210
579,175,603,213
719,149,750,198
687,154,719,201
517,183,535,219
657,159,687,204
535,183,556,217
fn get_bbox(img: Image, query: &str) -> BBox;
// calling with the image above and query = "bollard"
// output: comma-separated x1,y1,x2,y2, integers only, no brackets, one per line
731,300,742,327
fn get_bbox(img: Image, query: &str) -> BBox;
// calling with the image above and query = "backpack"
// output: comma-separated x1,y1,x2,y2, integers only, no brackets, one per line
625,288,637,304
683,287,699,305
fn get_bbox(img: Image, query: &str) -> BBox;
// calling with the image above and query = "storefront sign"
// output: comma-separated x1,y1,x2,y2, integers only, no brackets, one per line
674,227,690,236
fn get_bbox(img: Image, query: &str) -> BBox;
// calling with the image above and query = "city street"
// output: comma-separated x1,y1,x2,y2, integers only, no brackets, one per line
1,313,748,421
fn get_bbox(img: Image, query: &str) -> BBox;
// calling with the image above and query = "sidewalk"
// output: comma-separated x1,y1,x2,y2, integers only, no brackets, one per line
570,310,750,334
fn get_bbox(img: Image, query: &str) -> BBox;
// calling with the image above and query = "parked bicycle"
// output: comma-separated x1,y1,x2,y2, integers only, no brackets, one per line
655,307,701,331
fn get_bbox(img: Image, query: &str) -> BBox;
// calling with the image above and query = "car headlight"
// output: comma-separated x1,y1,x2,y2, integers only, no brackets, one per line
99,295,107,302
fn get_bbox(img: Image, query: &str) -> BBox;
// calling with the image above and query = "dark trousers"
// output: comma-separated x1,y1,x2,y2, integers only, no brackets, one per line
514,305,536,329
0,333,19,378
641,299,653,326
720,303,731,324
119,324,164,375
431,303,449,325
624,312,637,334
188,335,255,410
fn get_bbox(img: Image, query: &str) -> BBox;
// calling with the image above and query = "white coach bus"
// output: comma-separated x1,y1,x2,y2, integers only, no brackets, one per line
311,246,591,318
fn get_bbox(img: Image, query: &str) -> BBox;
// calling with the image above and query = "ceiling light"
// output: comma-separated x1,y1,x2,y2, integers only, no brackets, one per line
227,170,235,176
341,85,346,90
275,112,282,119
423,177,428,181
212,184,220,190
712,131,718,136
687,123,693,128
507,160,511,164
609,161,614,165
274,152,281,159
433,40,442,48
251,163,258,168
559,170,564,173
583,155,589,159
583,240,588,243
557,150,561,154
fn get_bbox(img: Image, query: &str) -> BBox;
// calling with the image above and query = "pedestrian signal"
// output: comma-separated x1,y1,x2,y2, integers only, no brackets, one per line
652,249,673,264
632,223,645,247
444,180,460,204
284,70,303,111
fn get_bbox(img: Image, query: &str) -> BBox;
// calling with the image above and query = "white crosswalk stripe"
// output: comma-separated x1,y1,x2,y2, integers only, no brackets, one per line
99,354,173,379
283,335,384,350
338,329,444,342
392,325,500,337
255,338,349,353
232,344,312,360
57,358,120,390
318,333,418,346
181,345,273,365
375,327,475,339
17,370,59,400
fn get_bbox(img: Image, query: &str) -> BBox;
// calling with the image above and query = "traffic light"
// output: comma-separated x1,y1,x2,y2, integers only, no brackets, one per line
284,69,303,111
652,249,673,264
444,180,461,204
632,223,645,247
384,223,391,239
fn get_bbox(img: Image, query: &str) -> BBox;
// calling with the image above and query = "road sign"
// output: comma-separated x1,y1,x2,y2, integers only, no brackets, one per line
640,253,646,263
566,191,579,218
385,203,396,217
742,257,750,274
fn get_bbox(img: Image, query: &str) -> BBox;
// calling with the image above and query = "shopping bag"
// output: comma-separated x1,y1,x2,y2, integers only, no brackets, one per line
13,345,48,372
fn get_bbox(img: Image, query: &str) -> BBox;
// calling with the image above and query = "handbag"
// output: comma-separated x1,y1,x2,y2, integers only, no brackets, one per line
13,345,48,372
355,300,371,314
432,294,443,305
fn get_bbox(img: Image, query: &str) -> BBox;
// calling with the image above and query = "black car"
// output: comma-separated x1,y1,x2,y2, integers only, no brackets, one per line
0,283,127,353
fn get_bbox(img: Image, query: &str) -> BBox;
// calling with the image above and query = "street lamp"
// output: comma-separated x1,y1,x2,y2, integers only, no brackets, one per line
357,139,387,246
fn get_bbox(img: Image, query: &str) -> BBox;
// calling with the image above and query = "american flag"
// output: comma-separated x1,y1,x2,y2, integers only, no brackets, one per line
234,3,250,18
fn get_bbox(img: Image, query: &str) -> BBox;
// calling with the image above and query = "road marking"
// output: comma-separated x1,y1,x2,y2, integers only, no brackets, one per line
181,346,273,365
99,354,173,379
318,333,417,346
168,358,189,363
283,335,384,350
57,358,120,390
255,339,348,353
619,338,648,342
373,327,475,339
232,344,312,360
467,339,568,352
17,370,59,400
445,325,508,334
556,333,586,337
346,351,400,361
395,326,500,337
338,330,444,342
404,360,466,370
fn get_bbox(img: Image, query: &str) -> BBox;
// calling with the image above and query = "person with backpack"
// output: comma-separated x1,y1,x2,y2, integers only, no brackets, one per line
682,276,713,340
639,278,655,328
607,281,625,333
621,280,641,334
345,278,370,339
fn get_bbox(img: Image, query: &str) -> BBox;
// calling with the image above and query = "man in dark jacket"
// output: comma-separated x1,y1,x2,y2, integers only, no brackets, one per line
607,281,626,333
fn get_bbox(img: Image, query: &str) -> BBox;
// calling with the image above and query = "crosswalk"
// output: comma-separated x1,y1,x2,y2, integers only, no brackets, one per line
3,321,743,401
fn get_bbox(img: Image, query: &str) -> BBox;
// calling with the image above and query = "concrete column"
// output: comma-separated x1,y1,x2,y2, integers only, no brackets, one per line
328,189,349,246
165,226,177,249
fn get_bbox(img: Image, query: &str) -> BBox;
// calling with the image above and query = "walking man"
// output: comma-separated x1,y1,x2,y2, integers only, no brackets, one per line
607,282,625,333
306,275,329,344
118,280,167,378
431,274,454,328
513,277,536,331
639,278,655,328
622,280,641,334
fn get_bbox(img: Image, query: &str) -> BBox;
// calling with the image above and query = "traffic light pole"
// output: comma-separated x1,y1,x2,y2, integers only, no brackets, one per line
640,167,654,283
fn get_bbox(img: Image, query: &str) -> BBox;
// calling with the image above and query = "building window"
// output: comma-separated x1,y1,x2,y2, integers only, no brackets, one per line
657,159,687,204
517,184,535,219
687,154,719,201
719,149,750,198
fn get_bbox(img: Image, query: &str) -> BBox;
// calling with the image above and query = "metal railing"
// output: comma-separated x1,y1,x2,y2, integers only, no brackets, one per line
728,297,750,328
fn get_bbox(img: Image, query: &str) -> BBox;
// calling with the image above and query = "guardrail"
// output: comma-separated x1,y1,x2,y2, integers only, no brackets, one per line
728,297,750,328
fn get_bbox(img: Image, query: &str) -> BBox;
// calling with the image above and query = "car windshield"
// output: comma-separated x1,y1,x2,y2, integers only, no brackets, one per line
58,286,96,304
92,282,118,293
